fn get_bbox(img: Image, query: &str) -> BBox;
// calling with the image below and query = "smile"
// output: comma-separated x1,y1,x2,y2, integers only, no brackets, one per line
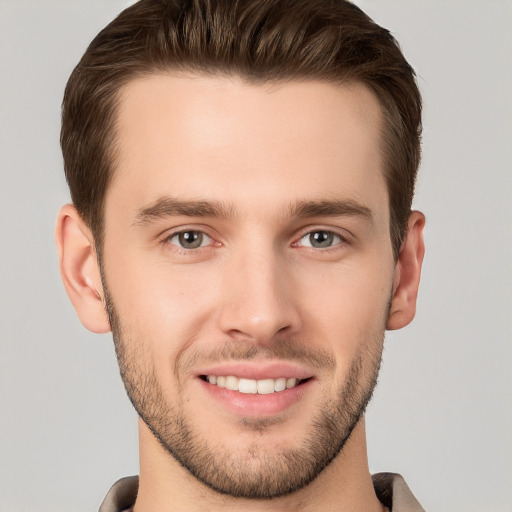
202,375,305,394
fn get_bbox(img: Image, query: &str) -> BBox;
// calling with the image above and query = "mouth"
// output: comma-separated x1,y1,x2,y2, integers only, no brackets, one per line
200,375,310,395
196,362,316,416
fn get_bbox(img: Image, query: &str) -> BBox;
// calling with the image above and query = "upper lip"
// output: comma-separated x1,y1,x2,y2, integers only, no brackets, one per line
195,361,314,381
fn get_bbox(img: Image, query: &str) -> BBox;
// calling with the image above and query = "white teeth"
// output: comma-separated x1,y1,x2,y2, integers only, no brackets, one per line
205,375,303,394
225,376,238,391
274,377,286,392
257,378,275,395
238,378,258,394
286,378,297,389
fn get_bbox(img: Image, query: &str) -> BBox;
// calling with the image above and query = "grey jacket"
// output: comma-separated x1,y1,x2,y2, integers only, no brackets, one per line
99,473,425,511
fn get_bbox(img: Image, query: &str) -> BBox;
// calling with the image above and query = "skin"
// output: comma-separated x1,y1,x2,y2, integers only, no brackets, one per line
56,74,425,511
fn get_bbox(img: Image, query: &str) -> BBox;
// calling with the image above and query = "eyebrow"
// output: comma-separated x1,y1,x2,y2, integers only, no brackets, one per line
132,196,373,226
289,199,373,220
133,196,235,225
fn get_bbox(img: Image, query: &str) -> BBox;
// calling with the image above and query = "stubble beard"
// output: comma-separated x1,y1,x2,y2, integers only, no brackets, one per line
103,286,385,500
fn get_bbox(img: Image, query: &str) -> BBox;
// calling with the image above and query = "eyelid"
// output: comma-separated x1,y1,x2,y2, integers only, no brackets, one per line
168,230,212,247
292,226,350,249
157,224,351,251
160,225,221,250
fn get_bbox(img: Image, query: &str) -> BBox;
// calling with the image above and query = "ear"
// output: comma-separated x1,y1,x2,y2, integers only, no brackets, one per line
387,210,426,331
55,204,111,334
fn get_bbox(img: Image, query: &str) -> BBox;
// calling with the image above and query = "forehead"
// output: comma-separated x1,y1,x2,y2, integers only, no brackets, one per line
109,73,386,223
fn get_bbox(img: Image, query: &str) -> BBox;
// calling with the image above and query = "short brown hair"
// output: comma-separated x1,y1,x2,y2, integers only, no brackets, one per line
61,0,422,257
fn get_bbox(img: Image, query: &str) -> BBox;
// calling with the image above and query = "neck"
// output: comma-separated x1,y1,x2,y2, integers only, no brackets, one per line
133,417,385,512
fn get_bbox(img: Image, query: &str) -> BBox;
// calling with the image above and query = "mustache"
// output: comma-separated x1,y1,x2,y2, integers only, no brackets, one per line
176,338,336,373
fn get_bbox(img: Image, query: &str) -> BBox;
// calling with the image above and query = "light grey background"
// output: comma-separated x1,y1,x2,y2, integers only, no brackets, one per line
1,1,511,511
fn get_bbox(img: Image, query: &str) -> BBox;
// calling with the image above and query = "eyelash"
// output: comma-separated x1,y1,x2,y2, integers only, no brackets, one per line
163,229,217,253
293,229,347,250
162,227,349,253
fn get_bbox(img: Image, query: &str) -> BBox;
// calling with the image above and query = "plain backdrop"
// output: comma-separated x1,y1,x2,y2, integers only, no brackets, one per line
1,1,511,511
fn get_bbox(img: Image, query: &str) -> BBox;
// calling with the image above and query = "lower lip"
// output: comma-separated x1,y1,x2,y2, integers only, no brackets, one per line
199,378,314,417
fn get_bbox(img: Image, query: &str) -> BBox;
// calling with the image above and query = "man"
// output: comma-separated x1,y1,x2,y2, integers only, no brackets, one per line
55,0,425,510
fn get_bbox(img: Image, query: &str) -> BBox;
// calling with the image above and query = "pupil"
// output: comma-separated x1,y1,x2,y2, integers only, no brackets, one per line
179,231,202,249
311,231,333,248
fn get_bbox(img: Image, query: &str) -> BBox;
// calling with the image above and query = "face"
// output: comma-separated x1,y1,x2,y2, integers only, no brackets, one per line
101,75,396,498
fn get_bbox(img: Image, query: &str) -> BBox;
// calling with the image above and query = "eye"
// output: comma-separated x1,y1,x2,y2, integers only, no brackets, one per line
167,230,212,249
298,230,343,249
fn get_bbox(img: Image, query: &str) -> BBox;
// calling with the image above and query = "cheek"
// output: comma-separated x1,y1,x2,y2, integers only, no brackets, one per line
299,256,392,318
296,260,392,361
104,251,221,359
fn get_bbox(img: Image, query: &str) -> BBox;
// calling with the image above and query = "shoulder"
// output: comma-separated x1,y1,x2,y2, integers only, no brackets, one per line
372,472,425,512
99,476,139,512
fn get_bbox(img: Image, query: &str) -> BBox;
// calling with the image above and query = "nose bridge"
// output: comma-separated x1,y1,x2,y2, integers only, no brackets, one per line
218,239,300,343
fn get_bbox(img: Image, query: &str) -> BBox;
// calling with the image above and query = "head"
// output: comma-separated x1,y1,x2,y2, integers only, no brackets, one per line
61,0,421,259
56,0,425,502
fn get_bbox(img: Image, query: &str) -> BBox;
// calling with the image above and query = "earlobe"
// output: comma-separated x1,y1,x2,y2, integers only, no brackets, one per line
55,204,111,334
387,211,426,331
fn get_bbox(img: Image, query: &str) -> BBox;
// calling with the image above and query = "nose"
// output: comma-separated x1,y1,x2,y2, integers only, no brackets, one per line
216,246,302,345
